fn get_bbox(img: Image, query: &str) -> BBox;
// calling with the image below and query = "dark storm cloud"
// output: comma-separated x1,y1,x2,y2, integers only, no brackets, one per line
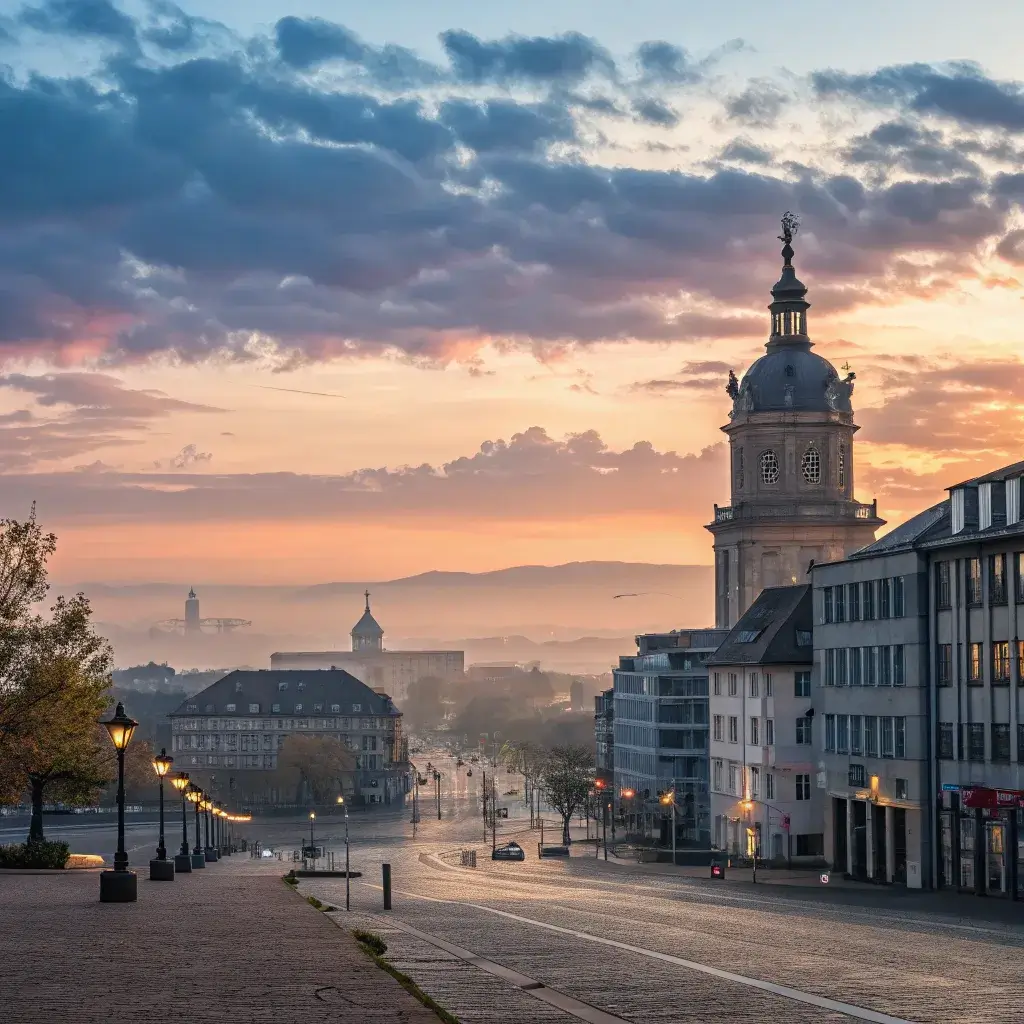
726,81,790,127
843,121,980,177
19,0,137,45
0,5,1014,366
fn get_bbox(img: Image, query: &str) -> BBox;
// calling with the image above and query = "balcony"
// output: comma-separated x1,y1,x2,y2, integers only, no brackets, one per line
712,500,880,525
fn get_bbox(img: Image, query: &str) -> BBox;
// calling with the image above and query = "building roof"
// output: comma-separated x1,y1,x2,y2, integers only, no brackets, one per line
169,669,399,717
949,459,1024,490
707,584,813,667
351,590,384,638
849,500,948,558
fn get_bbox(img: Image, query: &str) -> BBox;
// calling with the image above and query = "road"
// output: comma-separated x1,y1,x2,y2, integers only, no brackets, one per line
12,756,1024,1023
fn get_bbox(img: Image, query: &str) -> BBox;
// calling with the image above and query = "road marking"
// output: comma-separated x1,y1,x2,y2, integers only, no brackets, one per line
364,883,918,1024
383,918,629,1024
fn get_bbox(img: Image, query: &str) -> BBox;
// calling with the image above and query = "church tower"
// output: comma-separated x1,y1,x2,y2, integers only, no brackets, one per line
706,214,884,628
351,590,385,654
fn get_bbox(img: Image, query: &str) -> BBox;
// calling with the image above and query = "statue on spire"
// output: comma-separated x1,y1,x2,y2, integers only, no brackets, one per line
778,211,799,267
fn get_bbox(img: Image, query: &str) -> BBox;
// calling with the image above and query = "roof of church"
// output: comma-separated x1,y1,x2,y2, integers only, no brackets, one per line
351,591,384,637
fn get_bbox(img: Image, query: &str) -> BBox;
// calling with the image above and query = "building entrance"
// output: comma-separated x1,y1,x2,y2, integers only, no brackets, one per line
986,821,1006,894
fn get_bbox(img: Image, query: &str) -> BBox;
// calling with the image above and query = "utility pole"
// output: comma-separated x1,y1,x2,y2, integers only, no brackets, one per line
491,774,497,854
435,770,441,821
603,800,609,860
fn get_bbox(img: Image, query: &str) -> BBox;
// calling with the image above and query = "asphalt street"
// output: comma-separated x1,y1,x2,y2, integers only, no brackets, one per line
12,756,1024,1022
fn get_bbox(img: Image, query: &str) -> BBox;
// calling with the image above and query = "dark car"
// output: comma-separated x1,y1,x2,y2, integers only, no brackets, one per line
491,841,525,862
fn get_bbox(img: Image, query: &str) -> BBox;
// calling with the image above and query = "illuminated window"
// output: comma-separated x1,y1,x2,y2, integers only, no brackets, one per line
801,446,821,484
760,450,780,485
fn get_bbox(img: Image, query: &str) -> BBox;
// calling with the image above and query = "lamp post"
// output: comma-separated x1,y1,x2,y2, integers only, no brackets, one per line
741,798,757,884
99,702,139,902
188,786,205,868
433,770,442,820
660,791,677,867
337,796,350,911
202,797,216,862
309,811,316,864
149,748,175,881
171,773,192,873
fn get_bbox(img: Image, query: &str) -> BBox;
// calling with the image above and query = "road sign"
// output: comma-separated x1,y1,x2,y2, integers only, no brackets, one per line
941,783,960,792
820,872,830,885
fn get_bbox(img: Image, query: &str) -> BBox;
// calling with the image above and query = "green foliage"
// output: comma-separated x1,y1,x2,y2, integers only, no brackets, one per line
274,734,356,803
307,895,323,909
284,872,298,885
0,840,70,869
540,744,595,845
354,929,388,956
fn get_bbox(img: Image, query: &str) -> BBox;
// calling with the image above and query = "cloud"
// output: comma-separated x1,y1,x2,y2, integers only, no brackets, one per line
631,98,679,127
726,81,790,127
19,0,137,46
167,443,212,469
842,121,980,178
719,139,773,165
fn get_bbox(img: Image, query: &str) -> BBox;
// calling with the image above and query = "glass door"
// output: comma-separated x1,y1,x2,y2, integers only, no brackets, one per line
986,821,1006,895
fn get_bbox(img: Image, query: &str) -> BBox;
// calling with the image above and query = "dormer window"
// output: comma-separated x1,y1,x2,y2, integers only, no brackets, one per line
226,703,236,712
205,704,214,713
297,682,306,691
801,446,821,484
295,703,303,712
278,681,288,691
979,482,993,530
1008,477,1021,526
331,703,341,713
234,680,243,692
248,703,260,713
313,703,324,712
352,703,362,713
951,487,965,534
759,450,780,485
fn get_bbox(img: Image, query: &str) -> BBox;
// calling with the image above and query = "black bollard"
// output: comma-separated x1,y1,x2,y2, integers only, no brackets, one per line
382,862,392,910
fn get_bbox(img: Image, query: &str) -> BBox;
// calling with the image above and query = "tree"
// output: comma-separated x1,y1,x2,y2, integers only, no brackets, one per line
539,744,595,845
403,675,449,733
274,735,356,803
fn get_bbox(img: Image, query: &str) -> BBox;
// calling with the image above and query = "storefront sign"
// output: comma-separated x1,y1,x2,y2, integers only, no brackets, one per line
960,786,1024,809
941,784,960,792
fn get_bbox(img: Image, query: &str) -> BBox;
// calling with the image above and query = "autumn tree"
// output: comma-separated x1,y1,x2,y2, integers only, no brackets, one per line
539,744,595,845
403,675,449,733
274,735,357,804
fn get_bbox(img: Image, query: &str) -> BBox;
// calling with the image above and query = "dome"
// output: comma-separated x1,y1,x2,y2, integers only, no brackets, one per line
737,348,852,414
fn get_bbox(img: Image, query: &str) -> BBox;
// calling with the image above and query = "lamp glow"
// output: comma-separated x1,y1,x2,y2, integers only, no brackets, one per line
102,702,138,752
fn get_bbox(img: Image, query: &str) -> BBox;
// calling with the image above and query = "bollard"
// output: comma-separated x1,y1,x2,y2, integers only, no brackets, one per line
382,862,392,910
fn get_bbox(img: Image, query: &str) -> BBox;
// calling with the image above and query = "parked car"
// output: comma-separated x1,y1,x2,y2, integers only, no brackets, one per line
492,841,525,862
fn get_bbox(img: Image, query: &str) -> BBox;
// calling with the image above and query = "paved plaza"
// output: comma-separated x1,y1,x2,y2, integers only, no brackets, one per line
1,855,443,1024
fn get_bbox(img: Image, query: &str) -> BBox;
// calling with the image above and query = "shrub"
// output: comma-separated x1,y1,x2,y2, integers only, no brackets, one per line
354,930,388,957
0,840,70,869
307,895,323,909
283,873,298,885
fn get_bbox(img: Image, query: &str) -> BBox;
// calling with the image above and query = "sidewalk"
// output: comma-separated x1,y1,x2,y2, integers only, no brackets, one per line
1,857,445,1023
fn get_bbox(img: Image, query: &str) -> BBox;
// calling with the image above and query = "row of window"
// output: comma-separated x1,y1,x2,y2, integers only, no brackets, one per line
712,671,811,698
712,714,811,746
823,577,905,624
936,554,1024,608
174,716,386,732
173,732,380,753
822,646,906,686
823,714,907,758
178,753,382,770
937,641,1024,685
936,722,1024,763
712,761,815,802
737,446,846,489
186,700,366,714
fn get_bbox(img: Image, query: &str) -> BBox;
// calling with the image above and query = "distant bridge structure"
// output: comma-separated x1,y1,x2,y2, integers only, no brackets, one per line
152,588,251,635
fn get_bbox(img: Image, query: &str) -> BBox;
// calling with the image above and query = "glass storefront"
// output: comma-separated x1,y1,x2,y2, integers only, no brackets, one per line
939,793,1024,897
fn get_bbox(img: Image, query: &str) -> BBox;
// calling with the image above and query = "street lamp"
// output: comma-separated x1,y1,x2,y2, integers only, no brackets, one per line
337,796,350,911
660,791,677,867
171,773,192,873
201,796,216,862
433,770,442,821
740,798,758,884
187,786,205,869
100,702,138,903
149,748,175,881
309,810,316,863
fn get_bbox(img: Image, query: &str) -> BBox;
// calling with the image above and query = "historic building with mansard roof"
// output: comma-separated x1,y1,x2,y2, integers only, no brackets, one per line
707,215,885,629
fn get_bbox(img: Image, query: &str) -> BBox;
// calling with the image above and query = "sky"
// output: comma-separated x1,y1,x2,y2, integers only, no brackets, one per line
1,0,1023,585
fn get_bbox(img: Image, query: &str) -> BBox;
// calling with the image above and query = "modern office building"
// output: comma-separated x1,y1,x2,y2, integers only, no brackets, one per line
708,584,821,863
169,669,408,805
705,216,883,629
594,687,614,787
812,458,1024,897
612,629,729,849
271,593,464,704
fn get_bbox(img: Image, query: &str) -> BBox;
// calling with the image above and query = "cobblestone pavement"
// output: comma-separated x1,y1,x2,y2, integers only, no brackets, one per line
289,757,1024,1024
1,855,444,1024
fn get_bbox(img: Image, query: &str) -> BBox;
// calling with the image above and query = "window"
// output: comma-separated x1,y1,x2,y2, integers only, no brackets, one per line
937,644,952,686
937,562,951,609
848,583,860,621
248,703,260,713
850,715,863,755
750,766,760,797
992,724,1011,763
765,673,773,697
825,713,837,751
862,580,875,620
1018,554,1024,603
893,576,905,617
331,703,341,713
294,703,303,712
894,717,906,758
796,629,812,647
749,717,759,745
993,641,1011,683
713,760,723,790
277,681,288,691
225,703,236,712
801,446,821,484
795,774,811,801
728,763,738,795
823,587,834,624
879,646,892,686
1019,725,1024,764
823,649,834,686
881,717,895,758
765,772,775,801
794,671,811,698
850,648,863,687
836,648,848,686
749,674,759,698
967,558,982,605
313,703,324,712
760,449,780,485
352,703,361,712
837,714,849,754
865,716,878,757
835,585,846,623
968,643,983,684
713,672,721,696
866,647,878,686
728,716,738,743
1019,640,1024,683
951,487,965,533
765,718,774,745
938,722,954,759
894,779,908,801
990,555,1007,604
893,645,905,686
735,447,744,489
849,764,866,787
879,578,891,619
838,445,846,489
728,673,738,697
713,715,724,742
796,716,813,745
966,723,985,762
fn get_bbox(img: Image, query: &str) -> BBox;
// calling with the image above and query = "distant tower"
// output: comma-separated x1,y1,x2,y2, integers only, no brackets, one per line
351,590,384,654
185,587,201,634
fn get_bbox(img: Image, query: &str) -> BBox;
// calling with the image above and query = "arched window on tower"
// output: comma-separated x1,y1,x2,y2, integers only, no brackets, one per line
759,450,780,485
735,447,744,489
801,446,821,484
838,445,846,490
